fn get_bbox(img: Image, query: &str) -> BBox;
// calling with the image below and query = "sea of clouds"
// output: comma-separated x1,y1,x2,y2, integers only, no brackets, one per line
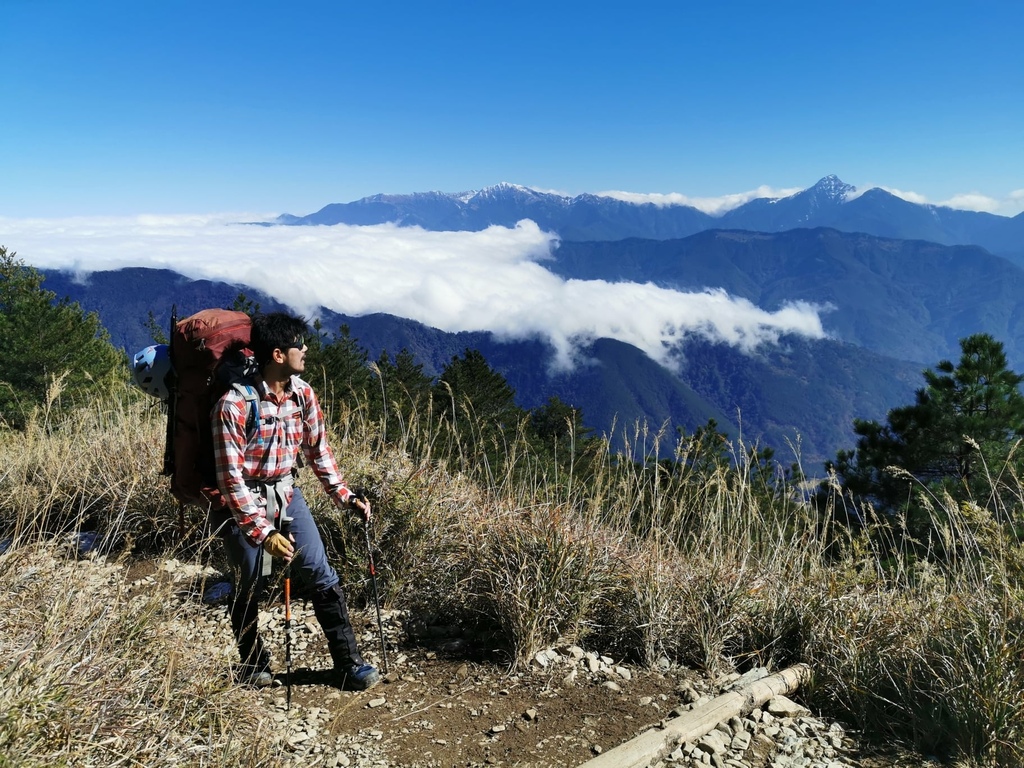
0,215,827,371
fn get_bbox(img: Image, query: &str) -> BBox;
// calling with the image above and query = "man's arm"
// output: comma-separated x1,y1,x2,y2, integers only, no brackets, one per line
212,393,276,545
296,381,360,510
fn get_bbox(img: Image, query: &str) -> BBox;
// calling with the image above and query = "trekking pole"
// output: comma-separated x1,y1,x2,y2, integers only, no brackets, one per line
363,517,390,675
280,512,294,711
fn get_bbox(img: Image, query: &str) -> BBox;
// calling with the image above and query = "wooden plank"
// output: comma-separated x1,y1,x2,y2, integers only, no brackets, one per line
576,663,810,768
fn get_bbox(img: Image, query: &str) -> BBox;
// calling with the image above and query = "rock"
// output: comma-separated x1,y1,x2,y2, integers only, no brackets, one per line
731,730,752,751
679,683,700,703
697,729,728,755
367,698,387,708
767,695,810,719
614,665,632,681
602,681,622,692
524,708,538,721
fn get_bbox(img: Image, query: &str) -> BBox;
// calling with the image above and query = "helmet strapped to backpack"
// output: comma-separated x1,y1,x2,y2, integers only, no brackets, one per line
132,344,173,400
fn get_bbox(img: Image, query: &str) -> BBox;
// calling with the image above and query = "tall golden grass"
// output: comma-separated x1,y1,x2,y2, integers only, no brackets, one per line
1,383,1022,765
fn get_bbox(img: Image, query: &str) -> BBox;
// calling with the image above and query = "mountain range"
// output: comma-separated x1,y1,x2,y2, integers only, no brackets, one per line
278,175,1024,265
46,265,922,468
37,175,1024,467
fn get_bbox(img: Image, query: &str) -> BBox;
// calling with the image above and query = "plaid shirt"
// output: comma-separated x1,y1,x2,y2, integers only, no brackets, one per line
212,375,356,545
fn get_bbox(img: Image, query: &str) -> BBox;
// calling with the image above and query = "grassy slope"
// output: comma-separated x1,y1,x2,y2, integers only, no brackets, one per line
2,388,1023,765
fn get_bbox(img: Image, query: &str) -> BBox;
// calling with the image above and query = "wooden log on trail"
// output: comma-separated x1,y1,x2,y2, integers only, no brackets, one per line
576,663,811,768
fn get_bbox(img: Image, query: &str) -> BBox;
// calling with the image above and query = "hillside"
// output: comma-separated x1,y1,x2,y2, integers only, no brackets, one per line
46,267,921,465
550,228,1024,369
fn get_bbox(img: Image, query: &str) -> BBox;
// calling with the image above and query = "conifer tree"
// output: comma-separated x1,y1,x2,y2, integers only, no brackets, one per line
828,333,1024,536
0,246,123,427
304,323,374,418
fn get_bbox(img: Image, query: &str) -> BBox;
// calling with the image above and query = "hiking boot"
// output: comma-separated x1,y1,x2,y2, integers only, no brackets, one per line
313,583,376,687
335,662,380,691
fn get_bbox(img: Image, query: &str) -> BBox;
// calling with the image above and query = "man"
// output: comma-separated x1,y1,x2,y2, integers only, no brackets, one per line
212,311,380,690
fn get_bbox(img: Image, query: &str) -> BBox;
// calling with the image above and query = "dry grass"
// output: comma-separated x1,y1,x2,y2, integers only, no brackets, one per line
0,543,275,767
1,385,1024,765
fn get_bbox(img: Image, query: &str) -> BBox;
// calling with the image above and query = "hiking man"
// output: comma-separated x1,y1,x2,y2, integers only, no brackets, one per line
212,311,380,690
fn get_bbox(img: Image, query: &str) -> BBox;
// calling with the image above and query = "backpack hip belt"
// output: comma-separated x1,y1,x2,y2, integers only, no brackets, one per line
248,473,295,576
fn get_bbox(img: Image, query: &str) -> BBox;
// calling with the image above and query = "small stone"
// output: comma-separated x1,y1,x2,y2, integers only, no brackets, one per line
639,696,654,706
767,695,810,718
679,683,699,703
367,698,387,708
602,681,622,692
730,731,752,751
614,666,632,681
491,724,506,733
524,708,538,721
697,730,728,755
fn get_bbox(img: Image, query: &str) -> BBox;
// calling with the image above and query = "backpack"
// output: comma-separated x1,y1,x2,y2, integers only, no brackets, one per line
164,308,260,509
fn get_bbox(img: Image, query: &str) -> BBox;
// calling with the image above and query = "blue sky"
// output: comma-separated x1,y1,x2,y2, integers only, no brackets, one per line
3,0,1022,217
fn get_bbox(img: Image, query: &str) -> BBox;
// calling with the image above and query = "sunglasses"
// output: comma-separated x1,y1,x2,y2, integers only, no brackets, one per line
282,337,305,350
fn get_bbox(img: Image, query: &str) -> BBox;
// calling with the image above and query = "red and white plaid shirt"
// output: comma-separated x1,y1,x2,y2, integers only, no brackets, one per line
213,375,356,545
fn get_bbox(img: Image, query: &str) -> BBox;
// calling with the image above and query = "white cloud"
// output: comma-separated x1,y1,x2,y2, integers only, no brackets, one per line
0,215,828,371
868,186,1023,216
874,186,931,205
594,186,804,215
937,193,1002,213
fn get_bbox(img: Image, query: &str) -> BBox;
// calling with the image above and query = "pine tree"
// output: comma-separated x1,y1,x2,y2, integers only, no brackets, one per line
434,349,526,473
0,246,124,427
371,348,433,439
304,323,375,417
828,334,1024,536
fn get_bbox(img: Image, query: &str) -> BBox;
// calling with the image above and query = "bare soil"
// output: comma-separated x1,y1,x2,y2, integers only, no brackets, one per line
278,640,697,767
136,556,933,768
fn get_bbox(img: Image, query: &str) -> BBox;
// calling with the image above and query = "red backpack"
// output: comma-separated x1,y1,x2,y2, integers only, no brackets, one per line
164,308,259,510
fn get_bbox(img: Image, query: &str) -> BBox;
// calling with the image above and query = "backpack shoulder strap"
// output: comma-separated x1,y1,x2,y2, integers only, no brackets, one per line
290,375,308,419
231,381,263,446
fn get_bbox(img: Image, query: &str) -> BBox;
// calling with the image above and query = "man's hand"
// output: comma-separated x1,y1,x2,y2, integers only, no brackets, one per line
263,531,295,563
349,490,372,522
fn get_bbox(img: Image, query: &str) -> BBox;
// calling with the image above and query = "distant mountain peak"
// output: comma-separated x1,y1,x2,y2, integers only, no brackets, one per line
466,182,544,203
809,175,857,202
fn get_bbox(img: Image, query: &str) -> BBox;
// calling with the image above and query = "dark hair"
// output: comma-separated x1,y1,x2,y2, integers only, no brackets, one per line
250,312,309,368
